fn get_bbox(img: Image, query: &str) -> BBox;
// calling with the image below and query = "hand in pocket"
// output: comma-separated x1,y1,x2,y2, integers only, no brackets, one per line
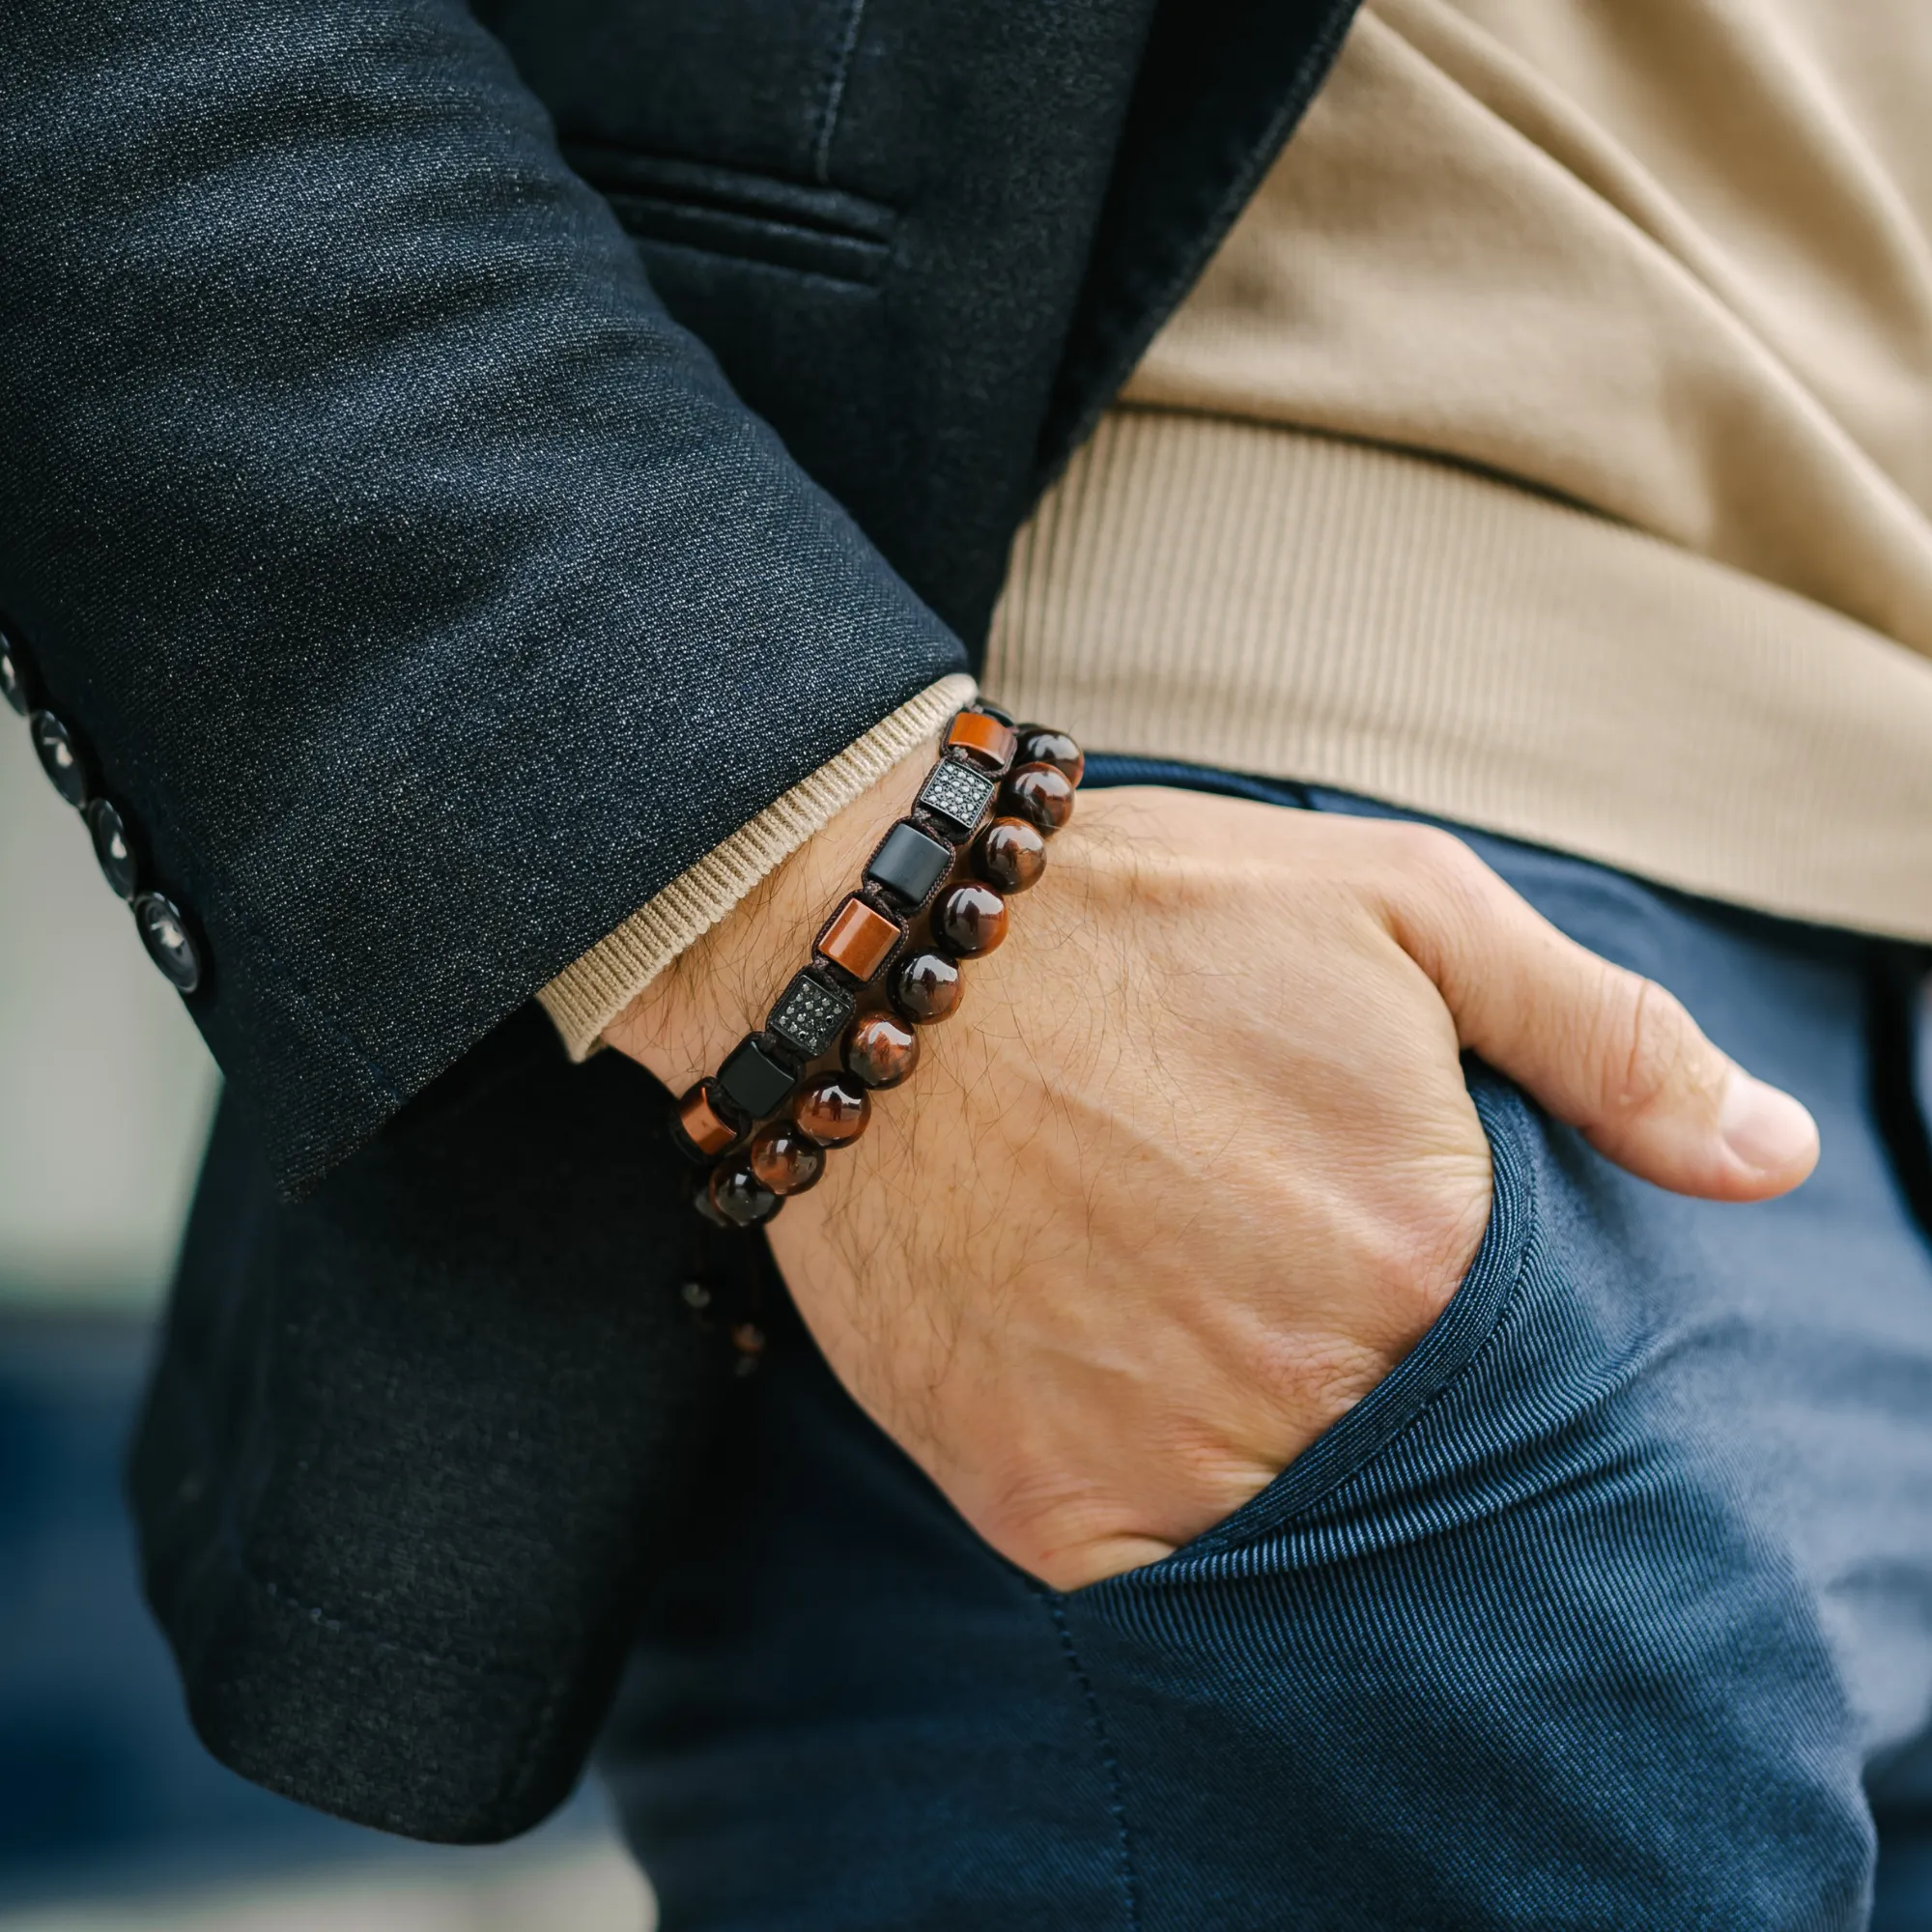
612,776,1818,1590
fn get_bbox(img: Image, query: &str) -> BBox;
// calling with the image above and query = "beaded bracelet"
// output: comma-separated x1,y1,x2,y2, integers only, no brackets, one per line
668,702,1084,1228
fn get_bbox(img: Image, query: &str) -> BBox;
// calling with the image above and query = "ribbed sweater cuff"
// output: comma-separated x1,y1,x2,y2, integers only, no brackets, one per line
538,674,978,1061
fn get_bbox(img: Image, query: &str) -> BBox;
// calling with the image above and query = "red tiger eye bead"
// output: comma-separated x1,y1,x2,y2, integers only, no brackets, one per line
671,1082,746,1163
845,1010,922,1089
1014,726,1085,786
975,816,1047,894
1003,761,1075,834
934,881,1008,957
709,1164,781,1228
945,708,1019,772
893,950,963,1023
793,1074,872,1146
750,1122,826,1196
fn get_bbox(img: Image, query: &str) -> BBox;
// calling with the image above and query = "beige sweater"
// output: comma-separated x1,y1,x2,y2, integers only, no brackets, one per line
546,0,1932,1057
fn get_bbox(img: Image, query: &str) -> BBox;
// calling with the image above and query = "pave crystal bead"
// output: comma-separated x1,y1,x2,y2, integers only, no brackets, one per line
916,757,999,835
709,1163,781,1228
767,968,855,1060
793,1074,872,1146
933,882,1008,957
750,1122,826,1196
892,949,963,1024
1014,726,1086,787
945,709,1019,774
976,816,1047,894
1003,761,1075,834
844,1010,921,1089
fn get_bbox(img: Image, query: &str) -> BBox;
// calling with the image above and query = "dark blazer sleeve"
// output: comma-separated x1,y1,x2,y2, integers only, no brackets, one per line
0,0,967,1192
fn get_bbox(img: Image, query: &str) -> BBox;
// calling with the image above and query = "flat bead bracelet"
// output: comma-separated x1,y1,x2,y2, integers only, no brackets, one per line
668,702,1085,1228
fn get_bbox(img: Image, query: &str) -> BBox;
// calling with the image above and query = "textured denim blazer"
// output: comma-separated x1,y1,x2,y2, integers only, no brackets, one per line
0,0,1356,1841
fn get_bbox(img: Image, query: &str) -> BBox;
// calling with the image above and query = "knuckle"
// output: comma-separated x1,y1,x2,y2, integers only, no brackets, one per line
1602,972,1709,1116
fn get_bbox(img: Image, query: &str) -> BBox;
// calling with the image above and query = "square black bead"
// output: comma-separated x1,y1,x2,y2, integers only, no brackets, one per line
865,819,953,908
716,1036,800,1121
767,969,855,1060
917,759,998,833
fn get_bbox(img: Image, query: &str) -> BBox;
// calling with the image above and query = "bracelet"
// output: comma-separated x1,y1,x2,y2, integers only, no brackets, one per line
668,702,1084,1228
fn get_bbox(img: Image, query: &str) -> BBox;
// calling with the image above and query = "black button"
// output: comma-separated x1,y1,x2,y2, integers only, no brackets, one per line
133,893,203,995
85,799,140,900
864,820,953,909
29,711,89,808
0,629,27,717
715,1036,799,1121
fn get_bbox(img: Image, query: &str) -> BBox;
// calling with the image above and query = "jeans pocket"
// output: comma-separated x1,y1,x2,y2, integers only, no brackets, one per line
1070,1065,1539,1589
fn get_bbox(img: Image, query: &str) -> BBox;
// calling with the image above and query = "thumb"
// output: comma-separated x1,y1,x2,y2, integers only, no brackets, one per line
1384,832,1818,1202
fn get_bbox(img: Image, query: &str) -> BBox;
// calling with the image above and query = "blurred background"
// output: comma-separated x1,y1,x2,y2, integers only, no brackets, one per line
0,729,651,1926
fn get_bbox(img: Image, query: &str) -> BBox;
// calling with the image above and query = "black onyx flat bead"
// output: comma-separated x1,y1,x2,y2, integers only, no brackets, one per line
715,1035,801,1122
892,950,963,1024
133,893,203,995
709,1164,781,1228
0,630,28,717
29,711,89,808
766,969,855,1061
1003,761,1075,834
934,882,1008,957
864,819,955,909
916,757,999,835
1014,726,1086,787
84,799,140,901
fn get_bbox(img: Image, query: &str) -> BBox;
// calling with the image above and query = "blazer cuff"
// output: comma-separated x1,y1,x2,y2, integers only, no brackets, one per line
538,673,978,1060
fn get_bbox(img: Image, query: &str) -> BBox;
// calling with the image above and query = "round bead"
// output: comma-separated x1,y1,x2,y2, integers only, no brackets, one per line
934,881,1008,957
750,1122,825,1197
892,950,963,1024
1014,726,1085,787
792,1074,872,1147
1003,761,1075,834
709,1164,781,1228
844,1011,921,1090
975,816,1047,894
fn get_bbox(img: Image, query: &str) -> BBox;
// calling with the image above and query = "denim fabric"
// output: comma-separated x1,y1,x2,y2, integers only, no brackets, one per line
601,763,1932,1928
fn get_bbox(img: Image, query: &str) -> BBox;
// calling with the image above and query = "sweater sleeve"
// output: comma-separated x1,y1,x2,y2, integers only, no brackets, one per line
0,0,967,1195
537,673,976,1060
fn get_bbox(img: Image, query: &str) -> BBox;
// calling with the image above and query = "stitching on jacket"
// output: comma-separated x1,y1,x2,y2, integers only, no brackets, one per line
1046,1593,1144,1929
813,0,869,184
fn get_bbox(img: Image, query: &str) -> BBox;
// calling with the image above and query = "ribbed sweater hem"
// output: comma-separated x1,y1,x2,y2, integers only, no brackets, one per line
539,673,977,1060
986,408,1932,943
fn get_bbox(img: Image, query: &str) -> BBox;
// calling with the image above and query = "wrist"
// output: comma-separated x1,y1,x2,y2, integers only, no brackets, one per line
605,740,937,1092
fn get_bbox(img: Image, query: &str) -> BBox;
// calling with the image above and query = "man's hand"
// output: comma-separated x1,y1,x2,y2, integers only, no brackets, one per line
610,760,1817,1591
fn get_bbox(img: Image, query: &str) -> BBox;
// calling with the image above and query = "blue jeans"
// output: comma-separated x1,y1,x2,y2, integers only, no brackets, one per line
600,762,1932,1929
